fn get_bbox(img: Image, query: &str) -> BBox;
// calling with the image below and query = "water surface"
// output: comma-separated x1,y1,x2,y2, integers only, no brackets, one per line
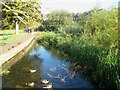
2,43,94,88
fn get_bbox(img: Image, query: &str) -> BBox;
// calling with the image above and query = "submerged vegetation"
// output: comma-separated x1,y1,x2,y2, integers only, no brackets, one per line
38,8,120,89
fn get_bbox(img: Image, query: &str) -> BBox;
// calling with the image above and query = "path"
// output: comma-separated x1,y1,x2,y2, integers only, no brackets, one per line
0,33,35,55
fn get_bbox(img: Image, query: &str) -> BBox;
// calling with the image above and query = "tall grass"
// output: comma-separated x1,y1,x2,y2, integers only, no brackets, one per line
38,8,119,89
38,32,119,89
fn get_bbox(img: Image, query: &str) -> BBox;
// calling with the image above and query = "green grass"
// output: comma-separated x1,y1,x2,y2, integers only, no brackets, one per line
0,33,25,44
0,30,25,44
0,29,24,34
38,32,119,89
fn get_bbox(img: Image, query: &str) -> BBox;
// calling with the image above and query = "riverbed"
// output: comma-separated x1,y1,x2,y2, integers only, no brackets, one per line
2,42,94,88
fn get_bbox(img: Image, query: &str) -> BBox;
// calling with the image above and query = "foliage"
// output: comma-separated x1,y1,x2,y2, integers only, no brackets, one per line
1,1,42,29
39,8,119,89
94,50,119,88
43,10,73,32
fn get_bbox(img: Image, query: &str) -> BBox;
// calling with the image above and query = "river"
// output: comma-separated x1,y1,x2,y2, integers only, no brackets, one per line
2,42,94,89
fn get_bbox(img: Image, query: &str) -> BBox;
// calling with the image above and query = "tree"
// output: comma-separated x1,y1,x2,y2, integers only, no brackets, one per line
43,10,73,32
1,0,42,33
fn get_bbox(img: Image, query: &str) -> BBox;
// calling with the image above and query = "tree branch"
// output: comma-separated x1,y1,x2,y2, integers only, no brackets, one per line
0,1,29,24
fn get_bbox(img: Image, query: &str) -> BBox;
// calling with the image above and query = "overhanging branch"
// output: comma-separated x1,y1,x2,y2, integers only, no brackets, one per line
0,1,29,24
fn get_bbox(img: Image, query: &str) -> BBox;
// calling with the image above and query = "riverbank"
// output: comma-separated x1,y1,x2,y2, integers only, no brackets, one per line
37,32,120,89
0,32,40,65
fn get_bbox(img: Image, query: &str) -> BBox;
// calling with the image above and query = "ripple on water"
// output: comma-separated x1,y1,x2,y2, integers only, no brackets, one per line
2,45,94,88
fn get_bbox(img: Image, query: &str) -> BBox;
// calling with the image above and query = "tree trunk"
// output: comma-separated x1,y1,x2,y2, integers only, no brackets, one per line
15,22,19,34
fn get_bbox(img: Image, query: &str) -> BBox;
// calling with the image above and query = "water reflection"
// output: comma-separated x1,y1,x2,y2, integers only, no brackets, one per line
2,43,94,88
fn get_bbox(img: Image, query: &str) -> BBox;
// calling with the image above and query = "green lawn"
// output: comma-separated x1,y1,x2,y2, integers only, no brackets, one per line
0,29,24,34
0,30,26,44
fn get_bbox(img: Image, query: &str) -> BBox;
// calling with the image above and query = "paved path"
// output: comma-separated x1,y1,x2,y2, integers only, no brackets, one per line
0,33,34,55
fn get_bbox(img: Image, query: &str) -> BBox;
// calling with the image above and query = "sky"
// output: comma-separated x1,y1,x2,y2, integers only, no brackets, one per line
40,0,119,15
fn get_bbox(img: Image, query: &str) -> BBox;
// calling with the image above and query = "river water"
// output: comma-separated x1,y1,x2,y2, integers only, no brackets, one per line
2,42,94,89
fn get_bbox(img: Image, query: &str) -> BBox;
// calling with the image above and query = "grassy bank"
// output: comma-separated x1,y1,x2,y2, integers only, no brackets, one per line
0,30,25,44
38,32,119,89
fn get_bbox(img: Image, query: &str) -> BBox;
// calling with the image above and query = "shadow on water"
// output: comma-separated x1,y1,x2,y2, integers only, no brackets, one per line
2,42,94,88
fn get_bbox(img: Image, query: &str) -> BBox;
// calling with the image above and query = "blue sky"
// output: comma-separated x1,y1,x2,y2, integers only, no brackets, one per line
40,0,119,14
